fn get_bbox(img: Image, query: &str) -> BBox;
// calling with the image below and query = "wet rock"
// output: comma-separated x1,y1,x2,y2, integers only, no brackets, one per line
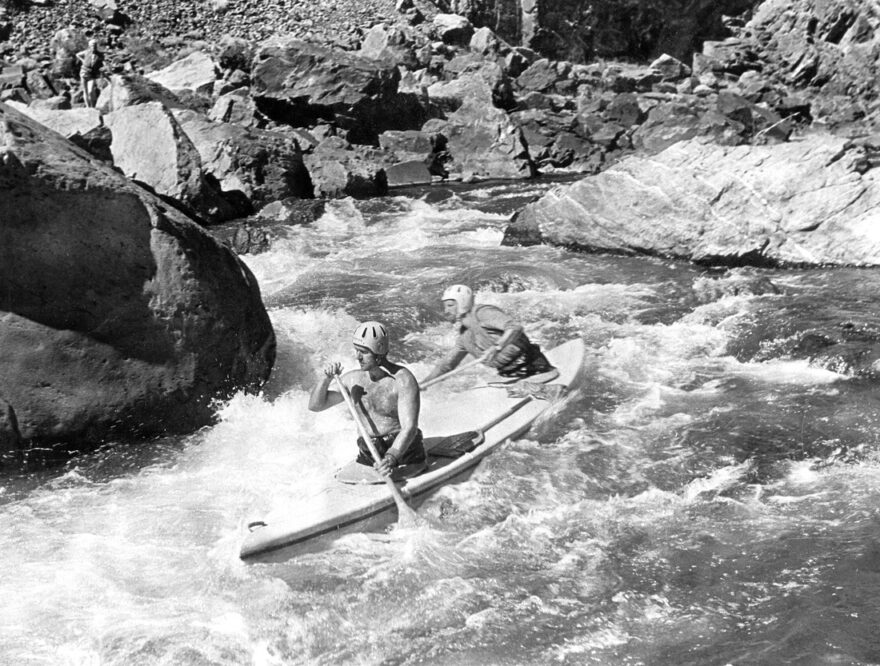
0,102,275,463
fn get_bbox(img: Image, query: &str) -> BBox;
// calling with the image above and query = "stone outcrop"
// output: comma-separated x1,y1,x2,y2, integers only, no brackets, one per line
505,134,880,266
0,102,275,465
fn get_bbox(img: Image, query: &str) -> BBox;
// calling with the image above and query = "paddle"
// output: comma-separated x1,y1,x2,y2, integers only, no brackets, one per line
421,349,494,390
333,374,424,528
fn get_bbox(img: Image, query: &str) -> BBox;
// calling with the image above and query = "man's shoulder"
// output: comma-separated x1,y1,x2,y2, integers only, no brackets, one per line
389,363,417,385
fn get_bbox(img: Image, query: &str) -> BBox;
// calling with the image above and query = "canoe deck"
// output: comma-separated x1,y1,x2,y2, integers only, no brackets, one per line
240,338,586,560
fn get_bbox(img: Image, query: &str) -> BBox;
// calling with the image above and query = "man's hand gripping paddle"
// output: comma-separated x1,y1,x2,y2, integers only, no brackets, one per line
333,374,424,529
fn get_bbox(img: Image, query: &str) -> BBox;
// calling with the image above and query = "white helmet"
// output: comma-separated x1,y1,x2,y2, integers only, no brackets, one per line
442,284,474,316
352,321,389,356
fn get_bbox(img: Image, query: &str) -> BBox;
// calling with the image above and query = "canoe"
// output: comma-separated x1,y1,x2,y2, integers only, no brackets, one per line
240,337,586,560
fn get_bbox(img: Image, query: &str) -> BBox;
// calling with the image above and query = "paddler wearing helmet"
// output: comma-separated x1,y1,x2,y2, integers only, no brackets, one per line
309,321,426,477
422,285,558,385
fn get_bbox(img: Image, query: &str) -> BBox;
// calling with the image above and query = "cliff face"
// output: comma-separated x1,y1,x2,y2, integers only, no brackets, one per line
442,0,762,62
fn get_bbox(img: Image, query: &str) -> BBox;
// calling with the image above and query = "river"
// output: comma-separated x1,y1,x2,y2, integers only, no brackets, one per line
3,177,880,665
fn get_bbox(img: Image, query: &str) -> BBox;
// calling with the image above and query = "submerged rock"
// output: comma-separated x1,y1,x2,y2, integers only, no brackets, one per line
0,102,275,466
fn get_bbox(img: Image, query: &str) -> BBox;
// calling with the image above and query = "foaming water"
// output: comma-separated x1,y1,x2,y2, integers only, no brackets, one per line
5,186,880,664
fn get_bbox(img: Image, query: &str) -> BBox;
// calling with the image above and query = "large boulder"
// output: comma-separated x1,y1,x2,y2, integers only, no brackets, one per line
104,101,236,223
505,134,880,266
0,102,275,465
250,37,427,143
173,108,314,209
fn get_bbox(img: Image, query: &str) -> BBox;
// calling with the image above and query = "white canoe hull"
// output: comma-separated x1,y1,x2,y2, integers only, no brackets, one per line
240,338,586,560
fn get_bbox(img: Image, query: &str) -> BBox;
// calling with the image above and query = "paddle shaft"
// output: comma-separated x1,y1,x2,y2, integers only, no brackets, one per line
421,349,493,389
333,374,421,525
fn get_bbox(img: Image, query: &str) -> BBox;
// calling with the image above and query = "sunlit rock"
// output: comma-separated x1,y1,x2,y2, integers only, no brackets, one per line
506,134,880,267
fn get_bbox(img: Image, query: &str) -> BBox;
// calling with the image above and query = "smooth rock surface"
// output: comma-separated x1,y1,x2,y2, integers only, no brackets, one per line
507,134,880,266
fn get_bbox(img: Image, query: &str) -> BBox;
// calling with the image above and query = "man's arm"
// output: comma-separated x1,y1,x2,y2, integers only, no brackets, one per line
376,370,420,474
422,346,469,383
308,362,345,412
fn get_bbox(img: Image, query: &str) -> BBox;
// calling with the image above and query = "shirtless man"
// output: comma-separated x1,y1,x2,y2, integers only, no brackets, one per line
309,321,425,477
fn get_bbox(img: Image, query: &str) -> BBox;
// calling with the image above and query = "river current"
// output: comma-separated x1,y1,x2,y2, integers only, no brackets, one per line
4,178,880,665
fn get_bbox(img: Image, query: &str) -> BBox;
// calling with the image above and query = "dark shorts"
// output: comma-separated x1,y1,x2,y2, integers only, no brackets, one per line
356,429,426,466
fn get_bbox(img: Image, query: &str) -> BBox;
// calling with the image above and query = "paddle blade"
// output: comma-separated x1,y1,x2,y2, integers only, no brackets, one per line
395,500,426,529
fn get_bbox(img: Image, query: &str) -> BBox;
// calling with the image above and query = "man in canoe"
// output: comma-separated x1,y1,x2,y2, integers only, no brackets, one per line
309,321,427,477
422,284,559,385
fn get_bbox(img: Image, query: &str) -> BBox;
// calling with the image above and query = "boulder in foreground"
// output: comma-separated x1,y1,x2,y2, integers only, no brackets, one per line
0,102,276,466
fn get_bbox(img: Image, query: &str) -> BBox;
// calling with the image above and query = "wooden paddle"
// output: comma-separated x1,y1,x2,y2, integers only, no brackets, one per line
421,349,494,389
333,374,424,528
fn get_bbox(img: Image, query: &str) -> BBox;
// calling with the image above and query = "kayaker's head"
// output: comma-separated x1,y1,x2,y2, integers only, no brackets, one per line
353,321,388,368
442,284,473,322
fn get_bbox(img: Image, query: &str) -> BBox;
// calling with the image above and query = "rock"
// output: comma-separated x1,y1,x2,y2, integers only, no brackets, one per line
255,197,325,224
251,37,427,144
96,73,184,113
505,134,880,267
423,95,536,181
0,102,275,463
87,0,119,22
0,63,24,91
359,23,417,67
384,159,434,186
146,50,219,95
516,58,559,93
428,61,512,111
105,101,235,223
745,0,880,126
173,108,314,209
4,102,111,160
649,53,691,81
25,69,56,99
0,400,21,461
470,26,506,56
433,13,473,46
216,35,254,73
209,89,265,127
304,139,388,198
